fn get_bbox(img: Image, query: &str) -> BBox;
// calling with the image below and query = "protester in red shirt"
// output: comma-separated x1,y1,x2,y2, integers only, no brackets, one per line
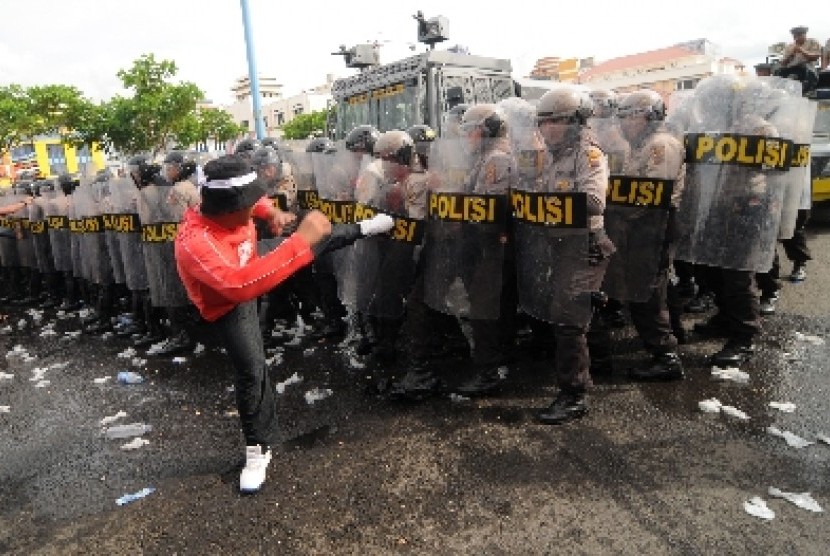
175,154,395,493
175,154,330,493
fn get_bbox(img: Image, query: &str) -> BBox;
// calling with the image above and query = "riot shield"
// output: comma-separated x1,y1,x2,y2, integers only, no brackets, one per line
82,181,114,286
285,151,317,211
67,193,84,280
30,190,54,274
677,75,795,272
311,149,360,307
109,177,148,292
0,192,21,269
44,188,72,273
422,138,508,319
12,192,35,270
72,184,96,282
590,119,629,175
498,98,546,191
99,181,126,285
137,181,190,307
602,136,678,303
777,97,816,239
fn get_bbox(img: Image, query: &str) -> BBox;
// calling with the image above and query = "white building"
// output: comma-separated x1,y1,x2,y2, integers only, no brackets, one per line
226,74,334,138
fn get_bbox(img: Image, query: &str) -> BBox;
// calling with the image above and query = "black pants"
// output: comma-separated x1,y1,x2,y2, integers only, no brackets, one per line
703,266,760,343
781,209,811,266
216,301,279,447
755,252,781,300
628,270,678,355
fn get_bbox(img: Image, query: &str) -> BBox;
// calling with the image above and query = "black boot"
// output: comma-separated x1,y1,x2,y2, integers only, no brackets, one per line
692,316,729,339
711,341,755,367
455,366,506,397
629,352,684,381
538,391,588,425
388,367,442,401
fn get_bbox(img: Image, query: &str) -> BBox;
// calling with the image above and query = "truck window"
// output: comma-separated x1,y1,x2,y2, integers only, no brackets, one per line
377,85,419,132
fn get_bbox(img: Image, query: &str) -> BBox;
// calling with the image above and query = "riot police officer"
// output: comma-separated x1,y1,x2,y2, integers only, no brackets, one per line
607,89,686,381
532,87,614,424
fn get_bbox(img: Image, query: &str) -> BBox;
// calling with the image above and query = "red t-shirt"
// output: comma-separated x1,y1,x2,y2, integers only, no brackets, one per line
175,198,314,322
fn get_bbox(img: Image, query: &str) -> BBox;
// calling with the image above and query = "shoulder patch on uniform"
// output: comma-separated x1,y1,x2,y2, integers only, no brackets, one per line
650,144,665,165
484,161,497,184
587,146,603,168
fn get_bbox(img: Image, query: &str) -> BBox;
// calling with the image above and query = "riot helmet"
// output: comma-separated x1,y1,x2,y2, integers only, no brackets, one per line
345,125,381,154
375,130,415,182
163,150,198,182
588,89,618,119
460,104,507,138
536,87,594,125
58,173,80,195
691,74,740,130
305,137,336,153
251,146,285,183
94,168,113,183
261,137,280,149
405,124,436,161
234,138,261,157
617,89,666,121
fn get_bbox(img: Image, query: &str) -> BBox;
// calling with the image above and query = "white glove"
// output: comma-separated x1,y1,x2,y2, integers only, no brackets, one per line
358,213,395,236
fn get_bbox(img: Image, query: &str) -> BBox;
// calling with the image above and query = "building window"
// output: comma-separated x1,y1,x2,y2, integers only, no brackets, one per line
294,105,304,116
676,79,698,90
276,112,285,125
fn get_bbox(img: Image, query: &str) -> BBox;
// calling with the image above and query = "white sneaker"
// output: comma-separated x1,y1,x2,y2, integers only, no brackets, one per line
239,445,272,493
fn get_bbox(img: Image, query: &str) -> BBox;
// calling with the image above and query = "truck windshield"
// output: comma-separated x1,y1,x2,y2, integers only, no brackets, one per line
335,84,419,139
377,85,418,132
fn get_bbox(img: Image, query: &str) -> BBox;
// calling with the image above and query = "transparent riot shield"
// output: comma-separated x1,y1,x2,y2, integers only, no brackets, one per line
84,181,114,286
67,193,84,280
285,151,317,211
30,188,54,274
777,97,816,239
98,181,125,285
110,178,148,292
138,181,190,307
0,192,21,269
678,77,794,272
422,138,508,319
602,135,679,303
311,149,361,307
44,188,72,273
12,191,35,270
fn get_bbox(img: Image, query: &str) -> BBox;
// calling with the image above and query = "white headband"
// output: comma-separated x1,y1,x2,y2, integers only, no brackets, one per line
204,171,257,189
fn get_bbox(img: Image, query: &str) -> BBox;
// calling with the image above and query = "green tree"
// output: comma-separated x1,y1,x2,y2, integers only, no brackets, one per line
197,108,246,150
0,85,33,156
105,53,204,155
280,110,328,140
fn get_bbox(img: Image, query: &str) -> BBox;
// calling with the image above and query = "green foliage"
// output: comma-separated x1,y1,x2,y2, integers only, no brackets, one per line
280,110,328,140
106,53,204,155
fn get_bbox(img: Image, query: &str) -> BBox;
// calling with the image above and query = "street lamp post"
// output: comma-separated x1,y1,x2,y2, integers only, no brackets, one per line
239,0,266,140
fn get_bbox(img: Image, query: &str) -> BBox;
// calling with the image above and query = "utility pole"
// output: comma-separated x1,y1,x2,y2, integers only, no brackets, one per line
239,0,265,139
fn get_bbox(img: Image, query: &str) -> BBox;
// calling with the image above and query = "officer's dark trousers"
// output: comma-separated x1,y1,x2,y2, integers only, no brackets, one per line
755,252,781,300
313,253,345,325
705,266,760,343
628,270,677,355
470,256,517,370
782,209,811,266
216,300,278,447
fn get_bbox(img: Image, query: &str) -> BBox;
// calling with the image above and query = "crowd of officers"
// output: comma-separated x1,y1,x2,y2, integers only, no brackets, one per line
0,75,811,425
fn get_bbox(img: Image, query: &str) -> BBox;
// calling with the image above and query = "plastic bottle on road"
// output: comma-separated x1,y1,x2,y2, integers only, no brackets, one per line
104,423,153,439
117,371,144,384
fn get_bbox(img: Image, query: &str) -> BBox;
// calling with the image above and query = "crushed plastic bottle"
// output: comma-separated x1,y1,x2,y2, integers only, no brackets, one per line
0,372,14,380
744,497,775,520
794,331,825,346
767,426,814,449
304,387,333,405
104,423,153,439
93,376,111,385
120,437,150,451
711,366,749,384
698,398,723,413
0,405,10,413
275,372,303,394
117,347,137,359
769,401,796,413
100,410,128,426
171,357,187,364
768,487,824,513
117,371,144,385
115,487,155,506
193,343,205,355
720,405,750,421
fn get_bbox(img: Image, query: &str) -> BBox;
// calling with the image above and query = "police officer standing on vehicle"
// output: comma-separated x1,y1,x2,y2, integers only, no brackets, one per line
532,87,614,424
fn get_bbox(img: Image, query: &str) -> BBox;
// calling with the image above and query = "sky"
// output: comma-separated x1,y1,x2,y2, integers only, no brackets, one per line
1,0,827,106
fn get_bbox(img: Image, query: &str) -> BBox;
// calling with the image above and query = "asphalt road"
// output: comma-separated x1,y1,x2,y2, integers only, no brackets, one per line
2,223,830,555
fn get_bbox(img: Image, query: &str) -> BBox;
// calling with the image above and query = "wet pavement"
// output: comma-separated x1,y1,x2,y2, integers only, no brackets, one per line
2,225,830,554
